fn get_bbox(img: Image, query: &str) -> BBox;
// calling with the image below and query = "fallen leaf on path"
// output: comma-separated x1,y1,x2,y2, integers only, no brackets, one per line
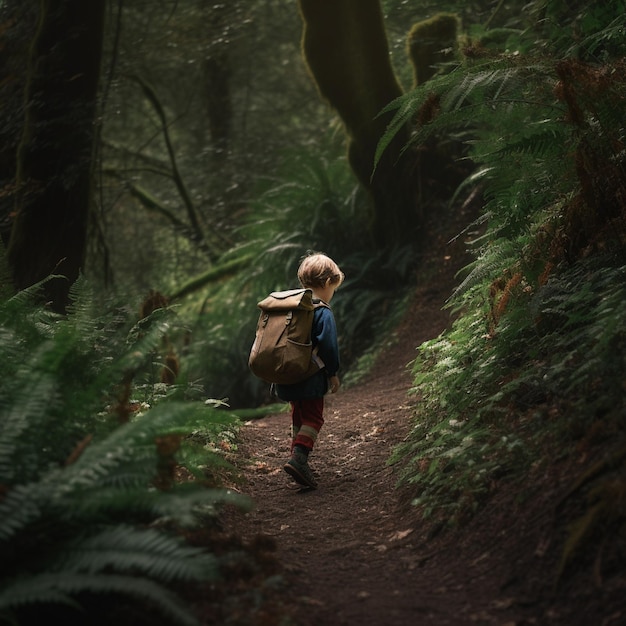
491,598,516,610
389,529,413,541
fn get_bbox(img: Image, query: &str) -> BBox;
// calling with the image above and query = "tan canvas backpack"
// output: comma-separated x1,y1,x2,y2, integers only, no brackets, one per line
248,288,327,385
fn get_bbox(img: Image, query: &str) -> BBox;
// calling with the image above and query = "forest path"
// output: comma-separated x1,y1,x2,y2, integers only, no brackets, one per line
220,208,591,626
230,275,473,625
222,208,521,626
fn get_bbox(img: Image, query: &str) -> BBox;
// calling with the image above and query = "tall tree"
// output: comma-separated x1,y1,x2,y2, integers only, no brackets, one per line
7,0,106,312
297,0,470,249
297,0,420,248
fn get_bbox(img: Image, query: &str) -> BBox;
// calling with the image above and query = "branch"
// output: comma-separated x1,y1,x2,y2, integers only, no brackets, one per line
168,254,253,301
101,139,172,176
106,171,217,260
127,74,207,244
125,182,188,229
102,164,173,180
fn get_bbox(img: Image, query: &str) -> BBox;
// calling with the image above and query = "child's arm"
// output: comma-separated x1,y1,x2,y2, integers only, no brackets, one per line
328,375,341,393
314,308,340,389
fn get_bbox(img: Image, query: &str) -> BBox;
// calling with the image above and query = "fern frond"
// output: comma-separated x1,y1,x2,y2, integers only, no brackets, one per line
0,574,201,626
58,526,218,582
54,402,223,490
146,486,252,523
123,306,175,371
451,238,521,303
0,484,43,541
377,58,560,168
0,275,64,320
64,484,251,529
0,372,58,483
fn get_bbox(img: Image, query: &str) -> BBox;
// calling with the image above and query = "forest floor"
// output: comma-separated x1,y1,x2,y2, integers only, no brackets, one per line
208,209,625,626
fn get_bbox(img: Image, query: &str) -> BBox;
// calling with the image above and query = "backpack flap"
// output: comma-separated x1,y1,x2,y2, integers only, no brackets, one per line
249,288,322,384
256,288,314,312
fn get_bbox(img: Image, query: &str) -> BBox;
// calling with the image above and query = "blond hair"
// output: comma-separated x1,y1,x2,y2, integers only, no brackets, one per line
297,252,345,290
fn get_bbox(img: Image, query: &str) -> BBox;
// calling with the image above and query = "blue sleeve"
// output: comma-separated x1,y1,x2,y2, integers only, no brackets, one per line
313,307,340,376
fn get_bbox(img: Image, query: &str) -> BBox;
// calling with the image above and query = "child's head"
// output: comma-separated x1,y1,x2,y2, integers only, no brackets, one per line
297,252,345,290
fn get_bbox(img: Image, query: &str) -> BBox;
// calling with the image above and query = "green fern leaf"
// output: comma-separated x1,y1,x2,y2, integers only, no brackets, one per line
0,574,201,626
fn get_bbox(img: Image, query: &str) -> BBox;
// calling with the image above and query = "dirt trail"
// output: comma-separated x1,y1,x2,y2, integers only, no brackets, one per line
223,213,620,626
225,214,496,626
231,282,463,626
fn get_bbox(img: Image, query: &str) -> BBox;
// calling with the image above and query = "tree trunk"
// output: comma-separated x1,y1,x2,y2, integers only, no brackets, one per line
297,0,420,248
0,1,38,249
7,0,105,312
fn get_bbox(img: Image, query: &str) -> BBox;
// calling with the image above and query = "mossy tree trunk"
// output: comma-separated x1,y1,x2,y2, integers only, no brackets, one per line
298,0,420,249
7,0,105,312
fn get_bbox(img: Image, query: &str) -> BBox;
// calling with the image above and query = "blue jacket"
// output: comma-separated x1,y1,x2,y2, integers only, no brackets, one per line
275,305,339,401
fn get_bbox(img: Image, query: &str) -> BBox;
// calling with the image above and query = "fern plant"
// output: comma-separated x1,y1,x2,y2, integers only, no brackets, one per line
0,281,250,625
384,2,626,528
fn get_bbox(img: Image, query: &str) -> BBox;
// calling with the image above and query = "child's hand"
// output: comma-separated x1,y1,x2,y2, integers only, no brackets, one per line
329,375,340,394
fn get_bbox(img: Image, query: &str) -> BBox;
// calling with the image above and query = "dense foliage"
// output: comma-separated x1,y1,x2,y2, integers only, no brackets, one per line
0,281,251,625
384,0,626,573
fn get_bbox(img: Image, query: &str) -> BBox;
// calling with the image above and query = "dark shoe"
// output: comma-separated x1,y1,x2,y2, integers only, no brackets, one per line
283,451,317,489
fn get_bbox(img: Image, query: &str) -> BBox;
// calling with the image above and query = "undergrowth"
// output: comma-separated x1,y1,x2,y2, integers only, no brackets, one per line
385,0,626,574
0,279,255,625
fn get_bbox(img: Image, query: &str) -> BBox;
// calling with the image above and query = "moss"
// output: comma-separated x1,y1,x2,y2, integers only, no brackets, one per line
299,0,403,142
407,13,460,86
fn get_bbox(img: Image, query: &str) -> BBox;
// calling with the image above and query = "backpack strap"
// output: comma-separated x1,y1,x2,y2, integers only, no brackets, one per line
310,298,330,370
311,297,330,309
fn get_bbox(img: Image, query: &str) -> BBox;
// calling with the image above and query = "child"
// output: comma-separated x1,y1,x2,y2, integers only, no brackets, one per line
275,252,344,489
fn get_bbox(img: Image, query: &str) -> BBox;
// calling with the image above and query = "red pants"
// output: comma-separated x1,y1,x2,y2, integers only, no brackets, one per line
290,397,324,451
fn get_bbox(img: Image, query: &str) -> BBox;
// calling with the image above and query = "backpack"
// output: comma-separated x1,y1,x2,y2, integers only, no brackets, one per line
248,288,328,385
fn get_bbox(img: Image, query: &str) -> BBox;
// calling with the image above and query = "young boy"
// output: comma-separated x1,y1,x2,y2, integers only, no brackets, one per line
275,252,344,489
